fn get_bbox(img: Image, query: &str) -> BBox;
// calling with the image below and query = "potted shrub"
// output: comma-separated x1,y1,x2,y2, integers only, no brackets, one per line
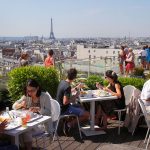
131,67,145,78
7,66,59,103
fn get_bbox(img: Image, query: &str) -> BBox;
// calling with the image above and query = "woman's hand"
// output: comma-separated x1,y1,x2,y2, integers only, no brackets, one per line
96,82,103,89
20,101,26,109
15,100,26,110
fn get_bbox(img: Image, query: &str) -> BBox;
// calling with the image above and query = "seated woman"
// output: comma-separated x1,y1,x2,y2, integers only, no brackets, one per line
13,79,52,150
95,70,125,130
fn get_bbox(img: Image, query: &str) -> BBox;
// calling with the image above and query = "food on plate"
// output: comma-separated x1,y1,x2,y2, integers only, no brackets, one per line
80,91,87,96
95,90,110,97
80,91,87,94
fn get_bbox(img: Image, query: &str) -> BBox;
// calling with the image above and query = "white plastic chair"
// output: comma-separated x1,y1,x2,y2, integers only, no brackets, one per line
51,99,82,141
138,98,150,150
33,92,62,150
114,85,136,135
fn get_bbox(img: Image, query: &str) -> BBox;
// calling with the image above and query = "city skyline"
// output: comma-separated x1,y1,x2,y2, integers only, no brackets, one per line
0,0,150,38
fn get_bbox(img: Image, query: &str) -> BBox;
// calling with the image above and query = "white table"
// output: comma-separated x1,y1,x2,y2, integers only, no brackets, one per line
79,90,117,136
4,115,51,149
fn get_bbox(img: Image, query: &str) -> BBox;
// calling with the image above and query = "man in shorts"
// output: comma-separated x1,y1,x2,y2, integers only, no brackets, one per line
56,68,89,135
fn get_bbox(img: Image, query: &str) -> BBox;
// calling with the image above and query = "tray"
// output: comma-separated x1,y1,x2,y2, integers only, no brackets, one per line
27,114,43,123
5,123,21,130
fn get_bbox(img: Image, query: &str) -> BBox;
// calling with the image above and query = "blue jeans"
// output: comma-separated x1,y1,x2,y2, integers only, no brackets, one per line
62,105,84,117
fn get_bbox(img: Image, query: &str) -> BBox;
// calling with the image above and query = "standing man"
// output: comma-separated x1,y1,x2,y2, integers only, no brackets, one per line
56,68,89,135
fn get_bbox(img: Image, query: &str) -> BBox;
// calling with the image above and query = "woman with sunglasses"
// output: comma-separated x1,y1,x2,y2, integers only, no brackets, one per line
13,79,52,150
95,70,125,130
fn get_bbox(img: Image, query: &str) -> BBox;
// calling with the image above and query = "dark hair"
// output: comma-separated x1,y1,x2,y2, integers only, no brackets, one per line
24,79,41,97
105,70,118,82
121,46,125,50
48,49,54,56
67,68,77,80
145,45,148,49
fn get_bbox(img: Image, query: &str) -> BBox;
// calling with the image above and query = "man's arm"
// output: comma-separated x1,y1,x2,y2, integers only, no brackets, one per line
145,98,150,101
63,95,70,105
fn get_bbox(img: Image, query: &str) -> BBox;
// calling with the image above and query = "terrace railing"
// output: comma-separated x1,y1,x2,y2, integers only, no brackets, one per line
56,55,140,78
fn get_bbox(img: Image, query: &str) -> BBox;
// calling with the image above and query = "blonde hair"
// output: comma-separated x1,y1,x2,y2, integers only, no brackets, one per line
128,48,133,52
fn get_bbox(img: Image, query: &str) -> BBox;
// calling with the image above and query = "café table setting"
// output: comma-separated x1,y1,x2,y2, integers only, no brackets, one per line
79,89,117,136
0,108,51,148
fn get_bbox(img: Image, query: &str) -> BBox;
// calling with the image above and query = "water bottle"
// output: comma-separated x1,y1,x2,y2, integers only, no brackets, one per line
6,107,9,112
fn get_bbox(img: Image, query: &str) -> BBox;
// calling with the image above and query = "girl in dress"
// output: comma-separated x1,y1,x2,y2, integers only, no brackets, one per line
95,70,125,130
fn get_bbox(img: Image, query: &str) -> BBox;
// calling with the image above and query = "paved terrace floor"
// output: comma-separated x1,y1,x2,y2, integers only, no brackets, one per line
31,120,149,150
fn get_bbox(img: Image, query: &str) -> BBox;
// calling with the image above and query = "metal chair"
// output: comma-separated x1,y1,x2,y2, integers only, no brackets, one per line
114,85,136,135
51,99,82,141
138,98,150,150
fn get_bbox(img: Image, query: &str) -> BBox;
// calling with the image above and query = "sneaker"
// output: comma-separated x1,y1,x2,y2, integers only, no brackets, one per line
63,121,71,136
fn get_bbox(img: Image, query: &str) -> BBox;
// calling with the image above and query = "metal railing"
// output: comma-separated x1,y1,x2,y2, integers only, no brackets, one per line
0,55,140,78
59,55,140,77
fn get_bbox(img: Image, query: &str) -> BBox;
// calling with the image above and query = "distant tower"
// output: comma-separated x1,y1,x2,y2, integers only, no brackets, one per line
49,18,55,40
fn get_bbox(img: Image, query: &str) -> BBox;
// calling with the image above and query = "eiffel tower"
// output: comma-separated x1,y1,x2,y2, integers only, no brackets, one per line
49,18,55,40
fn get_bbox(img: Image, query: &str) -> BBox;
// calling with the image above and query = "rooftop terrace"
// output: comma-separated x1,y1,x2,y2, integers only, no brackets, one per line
31,120,148,150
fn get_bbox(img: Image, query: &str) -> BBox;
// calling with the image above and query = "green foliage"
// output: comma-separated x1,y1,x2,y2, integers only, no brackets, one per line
8,66,59,103
91,76,145,90
55,61,66,80
103,79,109,86
132,67,144,76
118,77,145,90
85,75,104,90
0,88,10,102
72,78,89,90
145,72,150,79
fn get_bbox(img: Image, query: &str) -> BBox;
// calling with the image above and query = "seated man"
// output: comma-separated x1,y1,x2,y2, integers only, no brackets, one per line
0,120,18,150
56,68,89,135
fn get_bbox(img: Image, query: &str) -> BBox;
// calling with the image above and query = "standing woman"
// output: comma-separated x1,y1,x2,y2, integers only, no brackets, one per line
118,46,126,75
125,48,135,76
18,53,29,67
95,70,125,130
44,49,54,67
13,79,52,150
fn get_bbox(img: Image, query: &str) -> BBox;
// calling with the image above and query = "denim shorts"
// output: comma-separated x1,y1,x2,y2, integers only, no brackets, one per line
63,105,84,117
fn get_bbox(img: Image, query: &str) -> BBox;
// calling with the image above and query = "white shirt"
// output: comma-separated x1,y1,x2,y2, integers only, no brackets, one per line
141,79,150,106
138,50,146,57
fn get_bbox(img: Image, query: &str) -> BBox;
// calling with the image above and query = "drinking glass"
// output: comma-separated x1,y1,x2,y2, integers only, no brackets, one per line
21,116,27,127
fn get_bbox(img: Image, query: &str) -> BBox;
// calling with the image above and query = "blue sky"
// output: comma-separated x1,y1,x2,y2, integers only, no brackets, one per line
0,0,150,38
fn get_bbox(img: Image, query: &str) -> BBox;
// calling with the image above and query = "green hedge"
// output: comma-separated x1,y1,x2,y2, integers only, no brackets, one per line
118,77,145,90
103,77,145,90
85,75,104,90
8,66,59,103
86,75,145,91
